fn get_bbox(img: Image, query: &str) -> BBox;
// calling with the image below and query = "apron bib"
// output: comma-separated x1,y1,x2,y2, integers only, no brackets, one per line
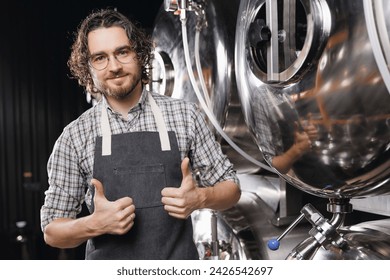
86,93,199,260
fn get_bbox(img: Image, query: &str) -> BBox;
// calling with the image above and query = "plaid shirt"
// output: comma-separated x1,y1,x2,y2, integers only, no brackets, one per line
40,89,239,230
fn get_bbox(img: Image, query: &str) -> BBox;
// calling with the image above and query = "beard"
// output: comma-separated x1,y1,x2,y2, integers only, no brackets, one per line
93,72,142,100
104,84,133,100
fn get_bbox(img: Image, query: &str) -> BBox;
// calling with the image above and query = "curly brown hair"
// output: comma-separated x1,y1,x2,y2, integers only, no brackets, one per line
67,8,153,94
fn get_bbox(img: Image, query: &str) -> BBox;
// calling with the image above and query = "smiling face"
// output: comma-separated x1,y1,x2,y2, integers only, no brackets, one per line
88,26,143,101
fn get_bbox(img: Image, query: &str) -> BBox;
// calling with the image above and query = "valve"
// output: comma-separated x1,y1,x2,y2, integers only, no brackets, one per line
267,212,305,251
268,203,347,256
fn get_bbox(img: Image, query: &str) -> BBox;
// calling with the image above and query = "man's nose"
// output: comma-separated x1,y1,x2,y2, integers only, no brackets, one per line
107,55,122,71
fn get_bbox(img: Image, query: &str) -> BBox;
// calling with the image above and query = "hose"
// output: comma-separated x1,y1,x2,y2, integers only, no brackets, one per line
180,13,275,172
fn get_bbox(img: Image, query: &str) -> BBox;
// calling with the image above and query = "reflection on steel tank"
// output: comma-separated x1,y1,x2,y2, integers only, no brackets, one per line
235,0,390,259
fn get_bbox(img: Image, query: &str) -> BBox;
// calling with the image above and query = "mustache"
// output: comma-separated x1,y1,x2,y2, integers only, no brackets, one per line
108,72,125,79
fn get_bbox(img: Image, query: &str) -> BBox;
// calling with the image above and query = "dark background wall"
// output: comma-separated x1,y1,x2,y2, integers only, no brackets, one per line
0,0,163,259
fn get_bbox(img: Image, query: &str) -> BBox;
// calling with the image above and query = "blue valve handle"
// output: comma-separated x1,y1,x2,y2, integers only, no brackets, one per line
267,212,306,251
267,239,280,250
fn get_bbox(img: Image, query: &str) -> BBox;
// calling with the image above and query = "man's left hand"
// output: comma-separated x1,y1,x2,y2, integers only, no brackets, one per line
161,157,204,219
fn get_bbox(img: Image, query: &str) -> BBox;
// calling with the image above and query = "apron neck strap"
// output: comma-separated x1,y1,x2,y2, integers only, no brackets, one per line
100,92,171,156
147,93,171,151
101,99,112,156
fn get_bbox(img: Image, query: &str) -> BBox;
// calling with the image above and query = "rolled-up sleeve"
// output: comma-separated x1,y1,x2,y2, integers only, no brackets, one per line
40,128,86,231
187,104,239,188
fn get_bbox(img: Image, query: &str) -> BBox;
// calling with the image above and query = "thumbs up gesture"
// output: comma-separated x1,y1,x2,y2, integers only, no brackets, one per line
161,157,202,219
90,178,136,235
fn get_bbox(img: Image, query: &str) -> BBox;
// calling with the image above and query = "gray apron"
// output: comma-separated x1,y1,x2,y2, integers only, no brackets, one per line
85,92,199,260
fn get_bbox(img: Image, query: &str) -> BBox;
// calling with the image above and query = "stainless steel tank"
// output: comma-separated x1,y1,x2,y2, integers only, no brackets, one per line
310,219,390,260
235,0,390,259
151,0,265,174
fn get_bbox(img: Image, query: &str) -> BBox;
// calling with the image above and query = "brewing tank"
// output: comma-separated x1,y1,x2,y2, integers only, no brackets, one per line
235,0,390,259
151,0,265,174
235,0,390,199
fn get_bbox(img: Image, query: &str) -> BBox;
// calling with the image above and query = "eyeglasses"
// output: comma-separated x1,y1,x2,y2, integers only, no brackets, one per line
89,47,135,70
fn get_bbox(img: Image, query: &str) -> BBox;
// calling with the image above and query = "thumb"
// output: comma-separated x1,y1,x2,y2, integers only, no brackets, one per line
91,178,106,199
181,157,192,182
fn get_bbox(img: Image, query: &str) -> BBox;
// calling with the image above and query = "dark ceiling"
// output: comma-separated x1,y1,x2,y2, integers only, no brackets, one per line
5,0,164,32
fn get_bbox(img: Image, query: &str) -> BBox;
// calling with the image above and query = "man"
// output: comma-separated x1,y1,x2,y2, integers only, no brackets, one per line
40,9,240,260
252,87,344,189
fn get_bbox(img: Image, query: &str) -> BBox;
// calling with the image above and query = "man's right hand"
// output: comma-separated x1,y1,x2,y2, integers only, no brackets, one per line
91,178,136,235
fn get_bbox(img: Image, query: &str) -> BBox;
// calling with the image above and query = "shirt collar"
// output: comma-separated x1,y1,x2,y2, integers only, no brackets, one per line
137,87,148,111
